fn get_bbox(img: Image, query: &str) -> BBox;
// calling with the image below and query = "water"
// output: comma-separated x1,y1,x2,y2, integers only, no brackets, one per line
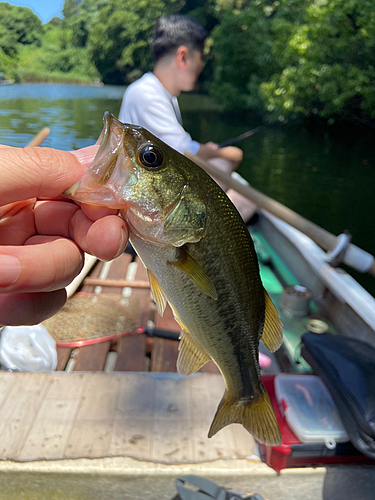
1,83,374,295
0,83,125,150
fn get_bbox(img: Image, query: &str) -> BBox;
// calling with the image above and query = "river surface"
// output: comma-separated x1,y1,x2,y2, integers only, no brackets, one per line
1,83,374,295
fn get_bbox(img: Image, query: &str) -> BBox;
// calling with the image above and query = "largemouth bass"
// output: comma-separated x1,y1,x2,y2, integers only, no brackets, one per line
65,112,283,445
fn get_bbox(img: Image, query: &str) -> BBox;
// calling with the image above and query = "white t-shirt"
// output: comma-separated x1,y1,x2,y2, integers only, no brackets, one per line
118,72,200,155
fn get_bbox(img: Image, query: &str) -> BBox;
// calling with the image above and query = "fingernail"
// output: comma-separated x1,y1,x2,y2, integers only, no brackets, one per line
71,146,99,166
0,255,22,287
114,227,128,258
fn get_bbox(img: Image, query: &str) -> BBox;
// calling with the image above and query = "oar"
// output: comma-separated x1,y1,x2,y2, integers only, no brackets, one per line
185,151,375,278
27,127,50,147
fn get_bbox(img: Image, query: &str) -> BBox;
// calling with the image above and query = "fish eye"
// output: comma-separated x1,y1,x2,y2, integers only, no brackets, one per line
138,144,164,170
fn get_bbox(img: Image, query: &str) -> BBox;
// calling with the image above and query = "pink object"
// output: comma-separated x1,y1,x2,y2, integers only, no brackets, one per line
259,352,272,368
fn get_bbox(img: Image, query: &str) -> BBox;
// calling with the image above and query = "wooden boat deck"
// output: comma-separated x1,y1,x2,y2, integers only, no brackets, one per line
0,371,258,463
0,252,258,464
55,252,221,375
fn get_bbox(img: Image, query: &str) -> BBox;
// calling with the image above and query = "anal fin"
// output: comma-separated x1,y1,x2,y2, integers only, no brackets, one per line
261,290,283,352
177,330,211,376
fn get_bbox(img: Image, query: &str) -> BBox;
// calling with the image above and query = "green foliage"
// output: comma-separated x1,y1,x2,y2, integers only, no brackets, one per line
1,0,375,123
62,0,80,20
0,2,43,58
210,0,375,123
87,0,183,84
62,0,108,48
14,24,99,81
0,2,99,83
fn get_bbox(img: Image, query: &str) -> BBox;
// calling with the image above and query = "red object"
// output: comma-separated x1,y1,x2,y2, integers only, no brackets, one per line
259,374,375,473
55,327,145,348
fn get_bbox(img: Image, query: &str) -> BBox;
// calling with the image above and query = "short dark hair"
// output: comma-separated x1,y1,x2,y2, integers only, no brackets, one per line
151,15,207,63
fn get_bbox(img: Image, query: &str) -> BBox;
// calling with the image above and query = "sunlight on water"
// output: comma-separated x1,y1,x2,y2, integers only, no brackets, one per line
1,83,374,295
0,83,125,150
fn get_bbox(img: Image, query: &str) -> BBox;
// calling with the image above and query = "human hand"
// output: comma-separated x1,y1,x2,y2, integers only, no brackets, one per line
218,145,243,165
0,145,128,326
196,142,219,160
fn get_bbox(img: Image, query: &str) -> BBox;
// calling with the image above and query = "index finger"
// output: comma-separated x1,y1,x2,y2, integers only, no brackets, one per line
0,145,98,206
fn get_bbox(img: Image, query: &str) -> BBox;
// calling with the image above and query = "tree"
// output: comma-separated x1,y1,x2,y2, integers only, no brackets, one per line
87,0,184,84
62,0,81,20
209,0,375,123
0,2,43,57
259,0,375,122
62,0,108,48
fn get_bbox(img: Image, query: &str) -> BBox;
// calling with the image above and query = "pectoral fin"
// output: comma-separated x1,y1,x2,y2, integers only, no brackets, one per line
261,290,283,352
169,247,217,300
147,269,167,316
177,330,211,376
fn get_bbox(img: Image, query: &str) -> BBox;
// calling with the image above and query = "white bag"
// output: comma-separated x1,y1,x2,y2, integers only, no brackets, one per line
0,324,57,372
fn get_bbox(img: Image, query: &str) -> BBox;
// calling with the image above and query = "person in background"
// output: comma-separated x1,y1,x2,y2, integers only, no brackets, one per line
0,144,127,327
118,15,256,220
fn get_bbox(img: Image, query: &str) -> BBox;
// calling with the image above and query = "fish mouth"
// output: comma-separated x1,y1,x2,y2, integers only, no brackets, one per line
92,111,142,186
64,112,141,208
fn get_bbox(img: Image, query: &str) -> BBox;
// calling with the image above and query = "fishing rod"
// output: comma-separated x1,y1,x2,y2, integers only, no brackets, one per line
218,125,267,148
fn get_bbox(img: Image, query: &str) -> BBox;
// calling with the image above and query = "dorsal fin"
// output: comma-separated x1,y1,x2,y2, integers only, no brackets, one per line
261,290,283,352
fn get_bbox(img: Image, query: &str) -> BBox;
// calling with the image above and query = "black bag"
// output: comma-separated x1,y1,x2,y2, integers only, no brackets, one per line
301,332,375,459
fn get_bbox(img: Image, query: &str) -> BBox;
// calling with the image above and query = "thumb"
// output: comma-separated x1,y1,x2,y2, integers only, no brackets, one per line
0,145,98,206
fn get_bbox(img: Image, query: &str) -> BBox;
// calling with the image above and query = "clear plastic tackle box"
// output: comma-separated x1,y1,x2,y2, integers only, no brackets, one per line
274,374,348,449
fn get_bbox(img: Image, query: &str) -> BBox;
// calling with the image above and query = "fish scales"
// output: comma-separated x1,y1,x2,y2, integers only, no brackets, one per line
131,184,263,393
64,112,283,445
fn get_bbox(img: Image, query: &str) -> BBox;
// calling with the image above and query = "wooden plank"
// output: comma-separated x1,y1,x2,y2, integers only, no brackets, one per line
64,373,121,458
152,415,193,462
131,257,154,326
67,255,133,372
19,399,80,460
0,372,18,408
153,376,191,420
155,303,180,331
83,278,150,288
116,373,155,419
150,301,180,372
73,341,111,371
114,333,147,371
101,253,133,295
46,373,87,399
72,373,121,420
193,423,238,461
151,376,193,462
188,374,223,428
0,374,50,459
231,424,257,458
56,346,72,371
64,419,115,458
110,416,153,459
187,374,241,461
0,373,257,462
150,337,179,372
110,373,155,458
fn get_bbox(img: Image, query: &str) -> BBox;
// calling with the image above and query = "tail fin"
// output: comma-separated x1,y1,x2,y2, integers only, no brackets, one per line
208,390,282,446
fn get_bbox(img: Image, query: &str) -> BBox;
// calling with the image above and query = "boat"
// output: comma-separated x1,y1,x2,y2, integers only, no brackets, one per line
1,145,375,499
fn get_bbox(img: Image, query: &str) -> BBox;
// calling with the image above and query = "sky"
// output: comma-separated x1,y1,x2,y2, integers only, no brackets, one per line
3,0,65,24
